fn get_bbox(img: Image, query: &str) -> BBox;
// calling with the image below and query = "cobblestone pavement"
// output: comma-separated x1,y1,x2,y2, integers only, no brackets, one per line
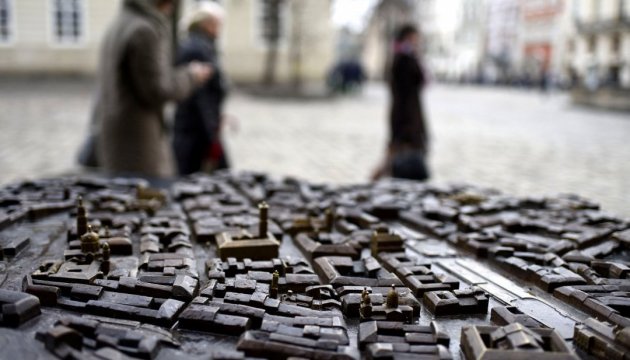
1,78,629,217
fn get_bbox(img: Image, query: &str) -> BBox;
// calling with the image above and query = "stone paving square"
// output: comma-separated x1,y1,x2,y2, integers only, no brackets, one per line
0,78,628,217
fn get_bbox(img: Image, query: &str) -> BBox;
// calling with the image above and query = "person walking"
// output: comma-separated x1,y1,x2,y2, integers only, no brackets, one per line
372,24,430,181
173,2,230,175
92,0,212,178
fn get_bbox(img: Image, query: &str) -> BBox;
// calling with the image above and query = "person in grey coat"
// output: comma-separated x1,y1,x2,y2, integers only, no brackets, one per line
92,0,212,178
173,3,229,175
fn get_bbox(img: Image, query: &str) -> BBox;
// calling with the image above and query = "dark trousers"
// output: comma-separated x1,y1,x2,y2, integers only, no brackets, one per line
173,133,207,175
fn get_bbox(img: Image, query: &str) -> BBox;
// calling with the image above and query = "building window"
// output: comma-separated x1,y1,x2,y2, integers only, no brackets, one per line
0,0,12,43
256,0,289,46
51,0,84,44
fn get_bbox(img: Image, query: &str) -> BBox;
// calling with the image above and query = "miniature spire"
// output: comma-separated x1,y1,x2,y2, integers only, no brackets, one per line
101,242,110,261
76,196,88,237
80,224,100,254
100,242,111,273
370,230,378,257
325,207,335,232
270,270,279,298
360,287,372,319
361,287,370,302
386,284,399,309
258,201,269,238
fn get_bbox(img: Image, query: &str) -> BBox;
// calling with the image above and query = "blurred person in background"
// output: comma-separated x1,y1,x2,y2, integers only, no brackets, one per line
173,2,230,175
328,59,366,94
372,24,429,181
89,0,212,178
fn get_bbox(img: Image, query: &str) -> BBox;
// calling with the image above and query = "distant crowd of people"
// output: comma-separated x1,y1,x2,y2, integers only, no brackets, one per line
81,0,431,183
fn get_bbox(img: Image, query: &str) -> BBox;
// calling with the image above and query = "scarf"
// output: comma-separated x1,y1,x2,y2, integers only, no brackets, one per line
393,40,417,56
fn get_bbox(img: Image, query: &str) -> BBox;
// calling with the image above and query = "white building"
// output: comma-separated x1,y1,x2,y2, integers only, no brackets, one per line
0,0,119,75
572,0,630,89
429,0,487,82
482,0,520,83
513,0,576,86
0,0,335,85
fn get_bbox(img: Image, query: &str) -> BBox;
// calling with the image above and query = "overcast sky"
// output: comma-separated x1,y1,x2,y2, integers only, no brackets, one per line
332,0,462,33
331,0,379,31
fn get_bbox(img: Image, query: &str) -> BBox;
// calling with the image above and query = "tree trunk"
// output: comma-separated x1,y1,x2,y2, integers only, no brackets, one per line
261,0,283,85
289,1,304,90
263,41,279,85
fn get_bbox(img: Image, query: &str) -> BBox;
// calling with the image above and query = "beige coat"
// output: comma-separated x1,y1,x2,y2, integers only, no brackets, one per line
94,0,197,178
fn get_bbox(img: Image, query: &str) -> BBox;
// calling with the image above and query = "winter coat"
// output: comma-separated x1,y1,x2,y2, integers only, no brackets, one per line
172,31,228,175
93,0,197,178
389,51,428,153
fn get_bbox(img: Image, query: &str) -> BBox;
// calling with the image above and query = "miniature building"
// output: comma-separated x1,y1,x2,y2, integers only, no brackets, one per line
370,227,404,256
574,317,630,359
424,287,489,316
80,225,100,254
386,285,399,308
216,202,280,260
0,289,41,327
460,323,578,359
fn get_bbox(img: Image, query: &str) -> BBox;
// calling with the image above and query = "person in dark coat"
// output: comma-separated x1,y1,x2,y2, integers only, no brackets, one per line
372,24,430,181
173,3,229,175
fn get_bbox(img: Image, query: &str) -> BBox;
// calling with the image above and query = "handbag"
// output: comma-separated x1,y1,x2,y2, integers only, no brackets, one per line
391,149,429,181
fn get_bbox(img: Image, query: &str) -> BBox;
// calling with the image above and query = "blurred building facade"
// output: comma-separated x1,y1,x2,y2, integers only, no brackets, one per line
429,0,486,82
363,0,628,86
512,0,576,87
0,0,118,75
362,0,417,80
360,0,629,108
0,0,335,86
570,0,630,109
482,0,520,83
572,0,630,89
182,0,335,85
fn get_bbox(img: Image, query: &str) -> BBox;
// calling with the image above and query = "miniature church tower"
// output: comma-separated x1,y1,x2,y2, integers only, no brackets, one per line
77,197,88,237
270,270,279,298
81,225,100,254
258,201,269,238
360,287,373,319
386,284,399,309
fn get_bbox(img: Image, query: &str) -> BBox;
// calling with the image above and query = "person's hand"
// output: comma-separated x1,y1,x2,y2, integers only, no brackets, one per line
221,114,239,134
189,62,213,85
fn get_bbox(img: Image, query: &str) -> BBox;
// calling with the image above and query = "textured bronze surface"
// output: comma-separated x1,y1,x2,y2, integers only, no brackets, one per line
0,172,628,359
